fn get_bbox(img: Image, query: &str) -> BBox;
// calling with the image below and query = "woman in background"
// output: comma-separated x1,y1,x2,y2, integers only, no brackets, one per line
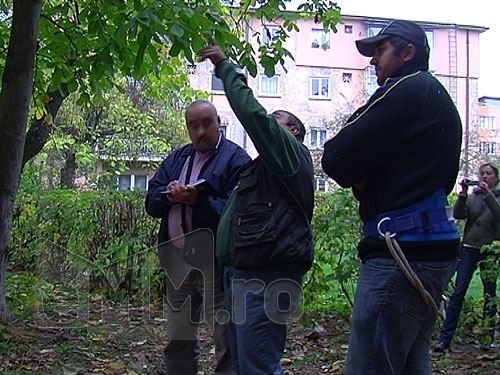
435,163,500,351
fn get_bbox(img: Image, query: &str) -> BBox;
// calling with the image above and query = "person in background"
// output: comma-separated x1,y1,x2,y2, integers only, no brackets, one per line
145,100,250,375
435,163,500,352
321,20,462,374
198,43,314,375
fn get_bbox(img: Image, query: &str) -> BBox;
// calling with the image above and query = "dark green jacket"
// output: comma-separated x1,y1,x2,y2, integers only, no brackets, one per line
215,59,314,273
456,188,500,247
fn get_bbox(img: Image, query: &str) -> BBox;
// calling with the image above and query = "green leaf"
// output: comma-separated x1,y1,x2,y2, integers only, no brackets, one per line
169,40,182,57
133,29,151,78
170,23,184,38
147,44,159,66
67,79,78,93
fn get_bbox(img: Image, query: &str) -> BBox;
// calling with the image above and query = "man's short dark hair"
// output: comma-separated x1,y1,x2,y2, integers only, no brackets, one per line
273,110,306,142
388,35,429,71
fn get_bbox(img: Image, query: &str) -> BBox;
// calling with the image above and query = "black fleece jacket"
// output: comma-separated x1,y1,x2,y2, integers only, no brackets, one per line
322,63,462,262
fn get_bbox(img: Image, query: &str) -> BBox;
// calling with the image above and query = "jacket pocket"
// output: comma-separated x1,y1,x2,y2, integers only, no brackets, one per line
236,162,258,193
232,204,276,248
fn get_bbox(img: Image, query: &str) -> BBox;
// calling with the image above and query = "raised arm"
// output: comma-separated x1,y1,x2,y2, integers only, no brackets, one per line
199,44,300,176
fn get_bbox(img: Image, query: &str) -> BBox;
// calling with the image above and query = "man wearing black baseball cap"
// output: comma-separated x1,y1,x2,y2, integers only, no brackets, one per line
322,19,462,374
356,19,430,59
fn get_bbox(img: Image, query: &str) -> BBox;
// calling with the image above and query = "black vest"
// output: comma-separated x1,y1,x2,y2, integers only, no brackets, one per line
230,144,314,271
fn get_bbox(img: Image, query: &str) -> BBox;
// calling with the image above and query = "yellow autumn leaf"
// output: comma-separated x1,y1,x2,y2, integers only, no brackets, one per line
34,106,45,120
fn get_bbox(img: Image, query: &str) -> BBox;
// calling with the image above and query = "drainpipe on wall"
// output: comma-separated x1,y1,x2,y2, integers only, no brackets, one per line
465,29,470,176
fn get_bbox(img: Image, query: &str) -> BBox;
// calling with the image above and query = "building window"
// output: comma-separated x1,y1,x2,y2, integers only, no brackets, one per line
310,128,327,149
261,25,279,45
315,176,329,192
344,25,353,34
311,29,330,49
367,26,382,37
211,72,224,93
259,74,280,95
118,174,148,191
220,117,229,137
479,116,496,130
187,64,197,74
220,125,227,137
425,30,434,70
310,77,330,98
343,72,352,84
364,66,378,101
479,142,496,155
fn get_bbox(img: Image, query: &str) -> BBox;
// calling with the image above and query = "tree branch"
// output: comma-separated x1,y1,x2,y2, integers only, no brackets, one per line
22,84,69,167
40,14,79,53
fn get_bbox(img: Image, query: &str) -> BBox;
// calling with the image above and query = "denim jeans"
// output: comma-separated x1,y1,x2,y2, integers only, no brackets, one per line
346,257,456,375
223,267,303,375
439,245,499,346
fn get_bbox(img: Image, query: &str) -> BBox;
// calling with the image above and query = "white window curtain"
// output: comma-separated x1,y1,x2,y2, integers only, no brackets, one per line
261,75,279,94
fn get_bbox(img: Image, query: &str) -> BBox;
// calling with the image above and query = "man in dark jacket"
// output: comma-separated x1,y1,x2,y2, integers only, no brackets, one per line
199,45,314,375
321,20,462,374
145,100,250,375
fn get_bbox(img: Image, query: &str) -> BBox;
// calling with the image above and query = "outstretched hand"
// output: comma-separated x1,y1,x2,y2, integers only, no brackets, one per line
198,43,226,66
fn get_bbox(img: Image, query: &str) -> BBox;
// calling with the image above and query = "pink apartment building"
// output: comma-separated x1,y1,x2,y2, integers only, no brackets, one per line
188,14,487,191
477,96,500,164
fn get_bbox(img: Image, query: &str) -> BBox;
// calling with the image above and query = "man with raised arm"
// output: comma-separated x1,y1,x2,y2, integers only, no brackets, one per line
199,44,314,375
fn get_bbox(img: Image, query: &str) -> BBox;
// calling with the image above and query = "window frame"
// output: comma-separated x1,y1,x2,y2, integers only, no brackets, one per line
310,128,327,149
314,175,329,192
425,30,434,71
117,174,149,191
479,116,496,130
210,72,225,93
342,72,352,84
309,77,330,99
259,74,280,96
479,141,496,155
261,25,280,45
363,66,378,101
311,28,330,50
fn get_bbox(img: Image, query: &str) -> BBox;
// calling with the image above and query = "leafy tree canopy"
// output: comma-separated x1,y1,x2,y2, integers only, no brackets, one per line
0,0,341,112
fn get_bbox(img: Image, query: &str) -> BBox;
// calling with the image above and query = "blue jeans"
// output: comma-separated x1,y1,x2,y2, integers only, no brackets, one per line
346,257,456,375
223,267,303,375
439,246,499,346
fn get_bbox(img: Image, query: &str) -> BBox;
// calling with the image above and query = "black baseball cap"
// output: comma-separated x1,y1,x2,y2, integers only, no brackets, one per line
356,20,429,57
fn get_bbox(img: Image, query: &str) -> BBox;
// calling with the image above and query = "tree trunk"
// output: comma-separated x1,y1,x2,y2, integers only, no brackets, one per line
0,0,42,322
60,149,76,188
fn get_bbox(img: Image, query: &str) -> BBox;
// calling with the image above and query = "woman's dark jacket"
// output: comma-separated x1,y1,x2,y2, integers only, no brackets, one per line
455,188,500,247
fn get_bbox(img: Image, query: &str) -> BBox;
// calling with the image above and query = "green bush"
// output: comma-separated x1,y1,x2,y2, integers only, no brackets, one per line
9,189,160,298
304,189,362,316
5,272,55,321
